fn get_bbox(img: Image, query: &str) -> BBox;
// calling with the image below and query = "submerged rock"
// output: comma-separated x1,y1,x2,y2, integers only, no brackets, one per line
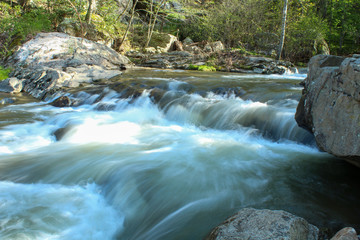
295,54,360,165
2,32,129,100
50,96,72,107
206,208,319,240
0,97,16,104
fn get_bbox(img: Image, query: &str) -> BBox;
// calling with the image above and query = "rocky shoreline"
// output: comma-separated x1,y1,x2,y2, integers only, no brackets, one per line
127,49,296,75
0,32,297,102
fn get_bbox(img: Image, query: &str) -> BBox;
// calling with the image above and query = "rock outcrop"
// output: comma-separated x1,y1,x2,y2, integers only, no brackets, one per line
206,208,319,240
295,54,360,165
1,32,129,100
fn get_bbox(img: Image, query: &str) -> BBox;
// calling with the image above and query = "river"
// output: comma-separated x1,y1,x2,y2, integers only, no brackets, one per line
0,69,359,239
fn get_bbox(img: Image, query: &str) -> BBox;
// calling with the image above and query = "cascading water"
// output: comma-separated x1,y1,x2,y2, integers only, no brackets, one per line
0,69,360,240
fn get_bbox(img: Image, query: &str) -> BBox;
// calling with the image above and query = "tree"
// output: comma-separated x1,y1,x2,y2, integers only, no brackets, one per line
85,0,97,24
278,0,288,60
118,0,138,49
145,0,168,48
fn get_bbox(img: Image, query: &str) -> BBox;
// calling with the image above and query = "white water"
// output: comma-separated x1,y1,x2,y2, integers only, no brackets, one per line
0,70,360,239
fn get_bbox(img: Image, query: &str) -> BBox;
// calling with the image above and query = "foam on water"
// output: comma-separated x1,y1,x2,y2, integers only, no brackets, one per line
2,71,359,239
0,182,122,240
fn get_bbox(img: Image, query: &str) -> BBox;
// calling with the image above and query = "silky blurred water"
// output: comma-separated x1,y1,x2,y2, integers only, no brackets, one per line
0,70,359,240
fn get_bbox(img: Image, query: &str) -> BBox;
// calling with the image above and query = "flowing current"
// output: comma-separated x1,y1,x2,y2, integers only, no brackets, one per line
1,69,360,239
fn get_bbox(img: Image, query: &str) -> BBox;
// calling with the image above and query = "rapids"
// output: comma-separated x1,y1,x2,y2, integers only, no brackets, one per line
0,69,360,239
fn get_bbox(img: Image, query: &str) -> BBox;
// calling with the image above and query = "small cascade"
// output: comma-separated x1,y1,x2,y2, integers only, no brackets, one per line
3,70,359,240
159,91,314,145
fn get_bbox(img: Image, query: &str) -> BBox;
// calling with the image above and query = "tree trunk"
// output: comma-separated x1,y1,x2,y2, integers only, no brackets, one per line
85,0,97,24
144,0,167,48
278,0,288,60
118,0,138,49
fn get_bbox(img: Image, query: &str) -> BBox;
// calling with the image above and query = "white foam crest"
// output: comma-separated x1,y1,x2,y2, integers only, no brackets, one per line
65,119,141,144
138,77,172,81
168,80,189,91
0,182,123,240
0,121,54,155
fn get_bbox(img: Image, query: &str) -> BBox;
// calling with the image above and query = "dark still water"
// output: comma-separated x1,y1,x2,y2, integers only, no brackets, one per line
0,69,359,239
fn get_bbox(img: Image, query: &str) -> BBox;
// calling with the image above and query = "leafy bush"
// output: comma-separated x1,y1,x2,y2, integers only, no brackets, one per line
0,66,11,81
0,3,53,60
285,13,329,62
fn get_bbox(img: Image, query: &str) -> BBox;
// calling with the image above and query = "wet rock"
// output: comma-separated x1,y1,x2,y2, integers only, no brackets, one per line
206,208,318,240
211,87,246,97
53,124,75,141
295,55,360,165
0,78,25,93
330,227,358,240
50,96,72,107
0,97,16,104
149,88,166,103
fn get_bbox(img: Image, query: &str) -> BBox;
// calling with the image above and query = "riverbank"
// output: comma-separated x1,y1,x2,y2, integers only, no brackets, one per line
126,49,297,75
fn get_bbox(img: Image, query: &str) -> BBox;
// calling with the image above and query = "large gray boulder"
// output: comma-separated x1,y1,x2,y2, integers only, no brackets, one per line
3,32,129,99
330,227,358,240
207,208,319,240
295,54,360,166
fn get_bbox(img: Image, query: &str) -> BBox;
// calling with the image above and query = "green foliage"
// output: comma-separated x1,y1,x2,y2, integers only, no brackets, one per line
0,0,358,63
178,0,359,61
325,0,360,54
0,66,11,81
180,0,273,46
285,11,329,62
0,3,53,60
188,64,216,71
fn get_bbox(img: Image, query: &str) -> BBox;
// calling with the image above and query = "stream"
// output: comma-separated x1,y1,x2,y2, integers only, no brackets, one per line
0,69,360,239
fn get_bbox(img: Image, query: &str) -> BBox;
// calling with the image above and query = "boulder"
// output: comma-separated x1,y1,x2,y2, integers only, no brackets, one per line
148,33,177,53
295,55,360,165
330,227,358,240
0,78,25,93
50,96,72,107
3,32,129,100
206,208,319,240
